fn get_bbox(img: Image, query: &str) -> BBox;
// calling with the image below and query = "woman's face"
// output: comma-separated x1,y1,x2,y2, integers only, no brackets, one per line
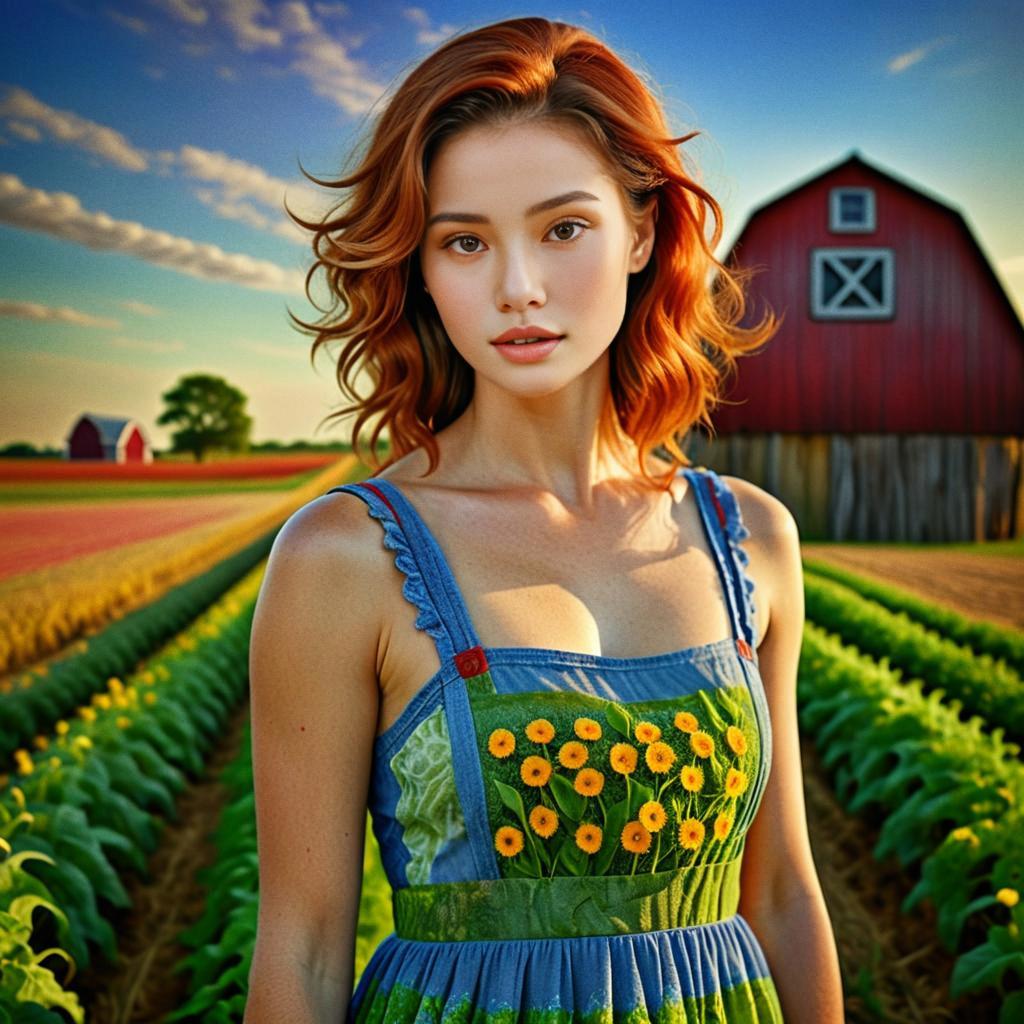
419,119,654,397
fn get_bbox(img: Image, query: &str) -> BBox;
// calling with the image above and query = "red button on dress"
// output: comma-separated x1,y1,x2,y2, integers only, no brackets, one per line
455,645,489,678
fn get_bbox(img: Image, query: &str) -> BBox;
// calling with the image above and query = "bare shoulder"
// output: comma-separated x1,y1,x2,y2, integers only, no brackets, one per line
718,474,799,545
717,474,803,646
246,488,384,982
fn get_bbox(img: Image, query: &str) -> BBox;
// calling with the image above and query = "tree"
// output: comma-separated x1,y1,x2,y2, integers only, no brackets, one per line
156,373,253,462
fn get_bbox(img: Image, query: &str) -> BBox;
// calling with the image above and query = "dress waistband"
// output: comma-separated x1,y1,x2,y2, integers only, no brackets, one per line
392,854,743,942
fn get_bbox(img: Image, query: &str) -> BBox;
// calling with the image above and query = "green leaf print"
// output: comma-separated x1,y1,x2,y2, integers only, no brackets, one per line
548,771,586,821
605,701,633,739
389,705,466,885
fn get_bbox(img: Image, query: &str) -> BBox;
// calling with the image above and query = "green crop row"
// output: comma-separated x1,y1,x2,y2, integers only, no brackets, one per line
0,529,276,761
166,714,393,1021
802,570,1024,745
0,568,262,1023
802,557,1024,676
798,622,1023,1021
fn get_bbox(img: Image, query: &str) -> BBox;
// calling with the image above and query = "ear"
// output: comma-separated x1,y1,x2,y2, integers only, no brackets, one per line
629,197,657,275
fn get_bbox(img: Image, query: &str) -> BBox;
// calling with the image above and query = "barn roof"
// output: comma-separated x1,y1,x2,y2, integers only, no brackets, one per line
726,149,1023,342
66,412,150,446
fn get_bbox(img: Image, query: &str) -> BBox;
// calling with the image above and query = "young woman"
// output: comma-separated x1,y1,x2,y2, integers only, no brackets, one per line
245,16,843,1024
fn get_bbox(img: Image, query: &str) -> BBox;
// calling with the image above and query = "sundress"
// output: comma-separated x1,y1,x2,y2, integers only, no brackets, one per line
325,466,784,1024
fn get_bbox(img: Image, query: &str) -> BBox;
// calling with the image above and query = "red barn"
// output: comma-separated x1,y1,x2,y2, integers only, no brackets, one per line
65,413,153,464
692,150,1023,541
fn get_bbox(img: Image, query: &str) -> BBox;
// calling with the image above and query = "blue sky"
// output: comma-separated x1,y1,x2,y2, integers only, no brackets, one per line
1,0,1021,450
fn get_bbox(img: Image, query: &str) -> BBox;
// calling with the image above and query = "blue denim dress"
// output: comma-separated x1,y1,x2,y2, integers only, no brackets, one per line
325,466,783,1023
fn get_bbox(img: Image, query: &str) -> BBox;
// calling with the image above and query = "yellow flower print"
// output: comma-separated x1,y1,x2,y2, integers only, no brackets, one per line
488,728,516,758
690,731,715,759
574,768,605,797
645,741,676,774
576,823,602,854
951,826,980,847
726,725,747,756
495,826,524,857
558,741,589,769
639,800,667,832
526,719,555,744
674,710,698,733
635,721,662,744
574,717,602,741
621,820,652,854
610,742,639,775
725,768,749,798
678,818,705,850
996,888,1020,907
713,812,732,841
520,755,552,787
679,765,704,792
529,804,559,838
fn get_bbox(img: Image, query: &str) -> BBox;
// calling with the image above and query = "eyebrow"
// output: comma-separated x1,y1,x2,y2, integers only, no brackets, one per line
425,190,601,229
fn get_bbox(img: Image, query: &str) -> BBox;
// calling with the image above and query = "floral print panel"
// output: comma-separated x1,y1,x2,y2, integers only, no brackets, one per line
473,684,760,879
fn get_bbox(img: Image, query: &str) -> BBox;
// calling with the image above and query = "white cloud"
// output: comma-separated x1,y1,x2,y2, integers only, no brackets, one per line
402,5,459,46
149,0,208,27
887,36,954,75
105,8,151,35
0,300,121,328
0,173,306,295
119,299,164,315
0,86,150,171
6,120,42,142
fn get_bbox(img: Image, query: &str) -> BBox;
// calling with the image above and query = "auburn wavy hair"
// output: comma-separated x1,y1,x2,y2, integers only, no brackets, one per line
287,16,779,489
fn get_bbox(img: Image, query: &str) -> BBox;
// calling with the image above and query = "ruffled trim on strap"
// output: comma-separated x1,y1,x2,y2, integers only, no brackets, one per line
706,471,758,639
358,492,451,655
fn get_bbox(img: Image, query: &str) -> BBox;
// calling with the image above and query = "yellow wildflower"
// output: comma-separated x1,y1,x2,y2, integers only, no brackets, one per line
680,765,704,792
713,813,732,841
574,717,602,741
32,736,49,751
690,731,715,759
645,741,676,774
726,726,747,756
73,736,93,750
14,750,34,776
674,710,698,733
725,768,749,798
558,741,589,769
610,743,638,775
576,823,602,854
521,755,552,788
635,721,661,744
996,888,1020,907
951,826,980,846
574,768,604,797
526,719,555,744
55,720,69,736
529,805,559,838
639,801,667,832
78,707,97,722
621,820,652,854
116,717,132,729
488,729,516,759
495,826,524,858
678,818,706,850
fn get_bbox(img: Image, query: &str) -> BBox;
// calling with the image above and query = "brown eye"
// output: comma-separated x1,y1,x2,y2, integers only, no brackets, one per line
548,219,587,243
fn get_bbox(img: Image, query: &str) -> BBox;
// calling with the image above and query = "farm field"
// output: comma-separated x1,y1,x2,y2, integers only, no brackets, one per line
1,461,1020,1023
800,543,1024,630
0,493,288,579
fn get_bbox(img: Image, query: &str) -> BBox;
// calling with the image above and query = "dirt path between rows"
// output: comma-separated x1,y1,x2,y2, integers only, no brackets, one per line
73,697,252,1023
800,545,1023,631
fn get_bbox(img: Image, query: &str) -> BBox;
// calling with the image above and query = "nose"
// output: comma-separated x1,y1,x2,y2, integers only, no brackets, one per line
495,244,546,312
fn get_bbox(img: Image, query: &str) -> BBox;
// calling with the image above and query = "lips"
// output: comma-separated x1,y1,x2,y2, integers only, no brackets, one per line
491,326,564,345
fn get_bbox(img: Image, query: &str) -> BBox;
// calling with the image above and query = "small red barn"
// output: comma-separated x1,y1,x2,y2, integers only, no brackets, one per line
65,413,153,464
692,150,1023,541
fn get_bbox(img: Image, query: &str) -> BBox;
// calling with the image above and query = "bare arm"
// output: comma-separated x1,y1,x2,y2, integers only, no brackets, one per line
729,477,845,1024
243,495,383,1023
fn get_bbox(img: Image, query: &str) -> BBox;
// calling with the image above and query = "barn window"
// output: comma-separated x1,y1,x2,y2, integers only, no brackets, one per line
829,187,875,232
810,248,894,319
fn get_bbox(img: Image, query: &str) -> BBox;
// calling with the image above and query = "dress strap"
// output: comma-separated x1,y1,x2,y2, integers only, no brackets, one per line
324,479,490,678
682,467,758,660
